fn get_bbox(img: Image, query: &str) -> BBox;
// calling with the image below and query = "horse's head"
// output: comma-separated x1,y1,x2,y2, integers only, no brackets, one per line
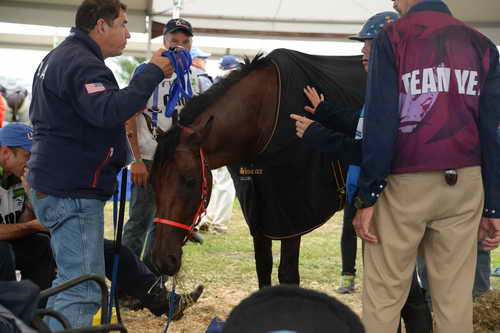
150,117,214,276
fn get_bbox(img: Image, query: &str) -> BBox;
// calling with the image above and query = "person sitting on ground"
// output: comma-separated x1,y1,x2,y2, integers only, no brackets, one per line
0,280,39,333
0,123,203,320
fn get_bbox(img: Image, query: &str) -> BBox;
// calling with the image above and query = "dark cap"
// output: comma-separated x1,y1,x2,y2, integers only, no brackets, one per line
222,285,365,333
164,18,193,36
349,11,399,41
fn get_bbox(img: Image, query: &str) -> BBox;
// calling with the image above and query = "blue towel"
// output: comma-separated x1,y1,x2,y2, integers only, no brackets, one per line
346,165,360,204
206,317,225,333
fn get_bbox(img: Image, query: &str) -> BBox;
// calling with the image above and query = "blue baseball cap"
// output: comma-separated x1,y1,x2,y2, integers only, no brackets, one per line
219,55,241,70
190,47,211,59
349,11,399,41
0,123,33,152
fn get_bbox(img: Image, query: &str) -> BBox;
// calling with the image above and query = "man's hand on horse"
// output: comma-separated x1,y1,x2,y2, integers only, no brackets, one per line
131,160,149,186
479,217,500,251
353,206,378,243
303,86,325,114
290,114,315,138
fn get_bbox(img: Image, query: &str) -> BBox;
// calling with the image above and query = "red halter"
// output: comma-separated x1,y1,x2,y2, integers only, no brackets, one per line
153,127,210,244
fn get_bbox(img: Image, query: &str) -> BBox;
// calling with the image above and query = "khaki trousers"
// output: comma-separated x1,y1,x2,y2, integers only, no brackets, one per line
362,167,483,333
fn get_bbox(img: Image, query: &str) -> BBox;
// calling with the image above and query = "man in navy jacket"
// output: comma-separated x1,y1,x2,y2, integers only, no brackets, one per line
28,0,174,329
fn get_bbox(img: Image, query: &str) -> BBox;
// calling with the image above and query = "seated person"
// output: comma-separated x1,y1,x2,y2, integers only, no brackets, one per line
0,280,39,333
0,123,203,319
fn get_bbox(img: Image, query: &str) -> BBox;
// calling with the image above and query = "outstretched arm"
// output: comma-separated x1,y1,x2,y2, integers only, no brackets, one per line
303,86,361,134
290,114,362,165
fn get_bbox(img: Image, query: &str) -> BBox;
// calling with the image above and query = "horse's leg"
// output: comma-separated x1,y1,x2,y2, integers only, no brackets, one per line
278,236,301,285
253,233,273,289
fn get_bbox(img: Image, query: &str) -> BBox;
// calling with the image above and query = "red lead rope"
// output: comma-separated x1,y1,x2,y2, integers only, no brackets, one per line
153,147,209,244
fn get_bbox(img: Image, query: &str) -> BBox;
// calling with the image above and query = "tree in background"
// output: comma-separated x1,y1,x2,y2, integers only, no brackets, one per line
112,56,147,85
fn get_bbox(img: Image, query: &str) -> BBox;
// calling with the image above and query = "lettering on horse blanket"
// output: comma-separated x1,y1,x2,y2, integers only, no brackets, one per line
229,49,366,239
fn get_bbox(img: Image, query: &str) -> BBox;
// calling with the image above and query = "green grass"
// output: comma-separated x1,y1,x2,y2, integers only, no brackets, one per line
103,201,500,332
104,200,499,290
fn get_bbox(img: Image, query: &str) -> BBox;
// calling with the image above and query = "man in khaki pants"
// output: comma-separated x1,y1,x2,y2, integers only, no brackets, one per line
352,0,500,332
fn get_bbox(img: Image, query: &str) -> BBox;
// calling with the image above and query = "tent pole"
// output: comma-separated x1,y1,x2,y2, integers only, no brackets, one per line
172,0,183,18
146,15,152,57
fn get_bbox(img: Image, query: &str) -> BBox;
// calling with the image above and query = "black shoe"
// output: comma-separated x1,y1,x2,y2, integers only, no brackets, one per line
145,285,204,320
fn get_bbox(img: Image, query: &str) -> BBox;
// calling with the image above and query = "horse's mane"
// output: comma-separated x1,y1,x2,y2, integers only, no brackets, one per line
151,53,271,181
179,53,269,126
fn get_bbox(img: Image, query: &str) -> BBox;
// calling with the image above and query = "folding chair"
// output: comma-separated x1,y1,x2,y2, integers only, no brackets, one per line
31,274,127,333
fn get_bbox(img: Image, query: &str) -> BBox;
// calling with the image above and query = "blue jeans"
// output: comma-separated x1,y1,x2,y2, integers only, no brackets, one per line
30,190,105,330
122,160,156,258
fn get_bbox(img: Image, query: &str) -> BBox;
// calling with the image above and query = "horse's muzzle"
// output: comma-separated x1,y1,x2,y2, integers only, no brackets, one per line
155,254,181,276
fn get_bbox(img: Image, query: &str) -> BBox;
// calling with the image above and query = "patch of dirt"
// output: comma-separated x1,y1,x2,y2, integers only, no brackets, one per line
119,284,363,332
121,286,250,332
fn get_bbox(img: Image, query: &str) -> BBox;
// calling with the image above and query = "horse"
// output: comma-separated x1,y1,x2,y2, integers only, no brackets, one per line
150,49,366,288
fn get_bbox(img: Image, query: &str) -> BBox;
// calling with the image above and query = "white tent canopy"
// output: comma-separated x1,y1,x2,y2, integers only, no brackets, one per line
153,0,500,43
0,0,499,54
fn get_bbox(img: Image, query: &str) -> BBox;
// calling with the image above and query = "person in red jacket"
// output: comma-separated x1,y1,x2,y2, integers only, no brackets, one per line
0,86,6,128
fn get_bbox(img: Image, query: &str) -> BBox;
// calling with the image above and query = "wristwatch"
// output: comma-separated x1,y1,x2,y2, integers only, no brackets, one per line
353,196,373,210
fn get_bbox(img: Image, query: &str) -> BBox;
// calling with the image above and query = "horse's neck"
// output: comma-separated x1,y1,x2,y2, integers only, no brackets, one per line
196,65,278,169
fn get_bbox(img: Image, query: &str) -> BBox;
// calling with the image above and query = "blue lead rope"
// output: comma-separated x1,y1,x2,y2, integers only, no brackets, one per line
108,169,128,324
162,49,193,117
134,49,193,137
108,185,120,322
164,282,177,333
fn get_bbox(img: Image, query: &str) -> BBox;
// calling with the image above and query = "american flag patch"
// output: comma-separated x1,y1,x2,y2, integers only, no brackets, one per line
85,83,106,94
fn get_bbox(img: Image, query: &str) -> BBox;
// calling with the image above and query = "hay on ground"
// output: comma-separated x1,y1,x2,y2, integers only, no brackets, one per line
473,290,500,333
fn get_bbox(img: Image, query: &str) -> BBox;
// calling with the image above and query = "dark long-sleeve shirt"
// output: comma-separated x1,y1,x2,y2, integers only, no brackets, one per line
29,28,164,200
303,101,362,165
